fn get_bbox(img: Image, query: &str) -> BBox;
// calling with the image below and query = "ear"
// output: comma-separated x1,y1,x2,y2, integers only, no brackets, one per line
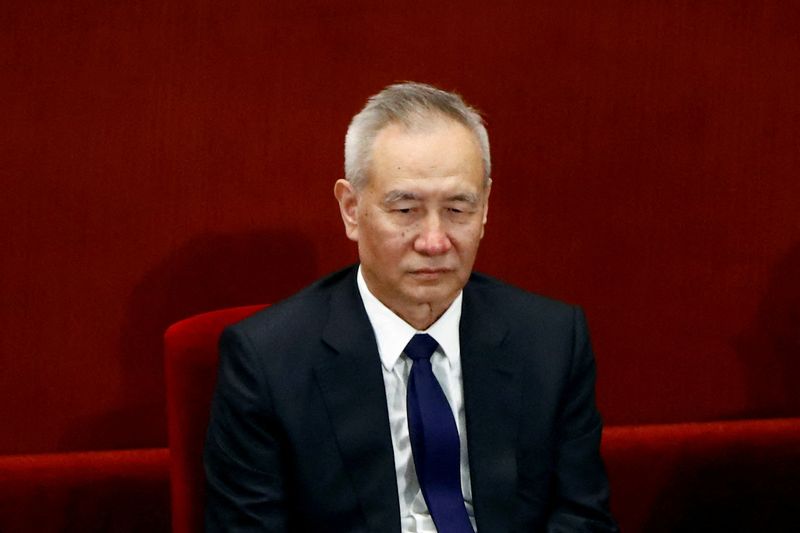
480,179,491,239
334,179,360,242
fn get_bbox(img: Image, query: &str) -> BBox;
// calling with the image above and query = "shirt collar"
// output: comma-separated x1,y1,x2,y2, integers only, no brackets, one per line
357,266,462,371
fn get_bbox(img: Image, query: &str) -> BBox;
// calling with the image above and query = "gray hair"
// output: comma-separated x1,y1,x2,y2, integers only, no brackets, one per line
344,82,491,190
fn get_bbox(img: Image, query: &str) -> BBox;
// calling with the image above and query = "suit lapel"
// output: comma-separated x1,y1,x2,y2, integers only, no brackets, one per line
314,270,401,533
461,281,519,532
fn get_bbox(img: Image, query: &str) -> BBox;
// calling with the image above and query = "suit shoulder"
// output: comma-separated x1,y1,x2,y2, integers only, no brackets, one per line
229,265,355,341
467,271,578,324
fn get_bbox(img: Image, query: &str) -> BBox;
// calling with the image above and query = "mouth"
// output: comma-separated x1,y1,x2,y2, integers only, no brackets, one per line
409,268,453,280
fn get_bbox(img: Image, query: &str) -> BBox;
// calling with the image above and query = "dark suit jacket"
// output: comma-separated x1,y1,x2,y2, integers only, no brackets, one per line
204,265,618,532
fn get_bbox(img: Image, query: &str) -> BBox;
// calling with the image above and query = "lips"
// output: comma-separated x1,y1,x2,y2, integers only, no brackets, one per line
409,268,453,278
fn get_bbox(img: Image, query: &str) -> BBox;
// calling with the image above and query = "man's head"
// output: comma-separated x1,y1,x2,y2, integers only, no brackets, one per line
335,82,491,330
344,82,491,190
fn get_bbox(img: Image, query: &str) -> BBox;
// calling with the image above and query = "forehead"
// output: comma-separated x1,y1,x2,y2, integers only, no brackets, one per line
367,119,484,192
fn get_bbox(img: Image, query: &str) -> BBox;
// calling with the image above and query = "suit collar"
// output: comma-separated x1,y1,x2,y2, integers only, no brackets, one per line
460,278,519,532
316,267,401,533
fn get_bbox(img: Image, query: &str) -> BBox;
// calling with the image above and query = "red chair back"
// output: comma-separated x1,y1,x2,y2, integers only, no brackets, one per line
164,305,267,533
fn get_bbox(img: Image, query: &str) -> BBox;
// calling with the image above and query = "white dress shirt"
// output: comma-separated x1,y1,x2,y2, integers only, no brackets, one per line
356,267,476,533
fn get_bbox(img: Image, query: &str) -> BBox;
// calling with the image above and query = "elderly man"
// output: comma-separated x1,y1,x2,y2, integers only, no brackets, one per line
204,82,618,532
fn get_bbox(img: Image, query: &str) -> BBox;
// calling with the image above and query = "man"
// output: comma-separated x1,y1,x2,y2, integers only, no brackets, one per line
204,82,618,532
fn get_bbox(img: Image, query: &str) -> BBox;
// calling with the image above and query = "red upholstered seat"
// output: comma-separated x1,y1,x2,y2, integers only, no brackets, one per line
164,305,267,533
0,448,170,532
602,418,800,532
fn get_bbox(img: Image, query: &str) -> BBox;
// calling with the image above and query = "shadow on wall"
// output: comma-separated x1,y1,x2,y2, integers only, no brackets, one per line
58,230,317,451
737,240,800,418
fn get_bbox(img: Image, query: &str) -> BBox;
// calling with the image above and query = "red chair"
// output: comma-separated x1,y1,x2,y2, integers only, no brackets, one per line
164,305,267,533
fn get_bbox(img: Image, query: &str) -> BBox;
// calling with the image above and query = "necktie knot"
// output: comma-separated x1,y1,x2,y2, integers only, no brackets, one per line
404,333,439,362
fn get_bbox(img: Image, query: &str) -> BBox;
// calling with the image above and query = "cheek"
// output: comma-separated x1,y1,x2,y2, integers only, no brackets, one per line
364,229,408,259
362,213,416,251
453,225,483,247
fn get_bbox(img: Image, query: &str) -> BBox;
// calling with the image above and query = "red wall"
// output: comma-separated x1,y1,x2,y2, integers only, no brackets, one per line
2,0,799,454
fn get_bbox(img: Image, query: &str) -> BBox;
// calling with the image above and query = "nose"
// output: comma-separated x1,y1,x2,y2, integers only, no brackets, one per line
413,214,453,256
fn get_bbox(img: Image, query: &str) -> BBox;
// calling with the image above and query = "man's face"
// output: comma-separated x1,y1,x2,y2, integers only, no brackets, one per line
335,118,490,326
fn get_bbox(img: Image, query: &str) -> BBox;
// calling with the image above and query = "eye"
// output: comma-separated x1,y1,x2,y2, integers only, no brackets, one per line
395,208,413,214
448,207,464,214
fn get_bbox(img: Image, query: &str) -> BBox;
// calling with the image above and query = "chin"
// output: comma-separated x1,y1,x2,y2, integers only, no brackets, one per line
407,284,458,306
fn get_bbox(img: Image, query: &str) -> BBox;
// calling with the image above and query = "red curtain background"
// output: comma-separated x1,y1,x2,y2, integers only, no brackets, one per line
2,0,799,454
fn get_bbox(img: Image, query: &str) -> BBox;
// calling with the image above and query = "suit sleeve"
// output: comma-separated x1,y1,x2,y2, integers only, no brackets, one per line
545,307,619,532
204,326,289,532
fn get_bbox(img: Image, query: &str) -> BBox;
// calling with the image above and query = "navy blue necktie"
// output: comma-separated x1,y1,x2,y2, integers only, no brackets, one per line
405,333,474,533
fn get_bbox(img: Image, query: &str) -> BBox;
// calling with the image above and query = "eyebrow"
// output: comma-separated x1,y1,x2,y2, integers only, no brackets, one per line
447,193,480,204
383,190,420,203
382,190,480,204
